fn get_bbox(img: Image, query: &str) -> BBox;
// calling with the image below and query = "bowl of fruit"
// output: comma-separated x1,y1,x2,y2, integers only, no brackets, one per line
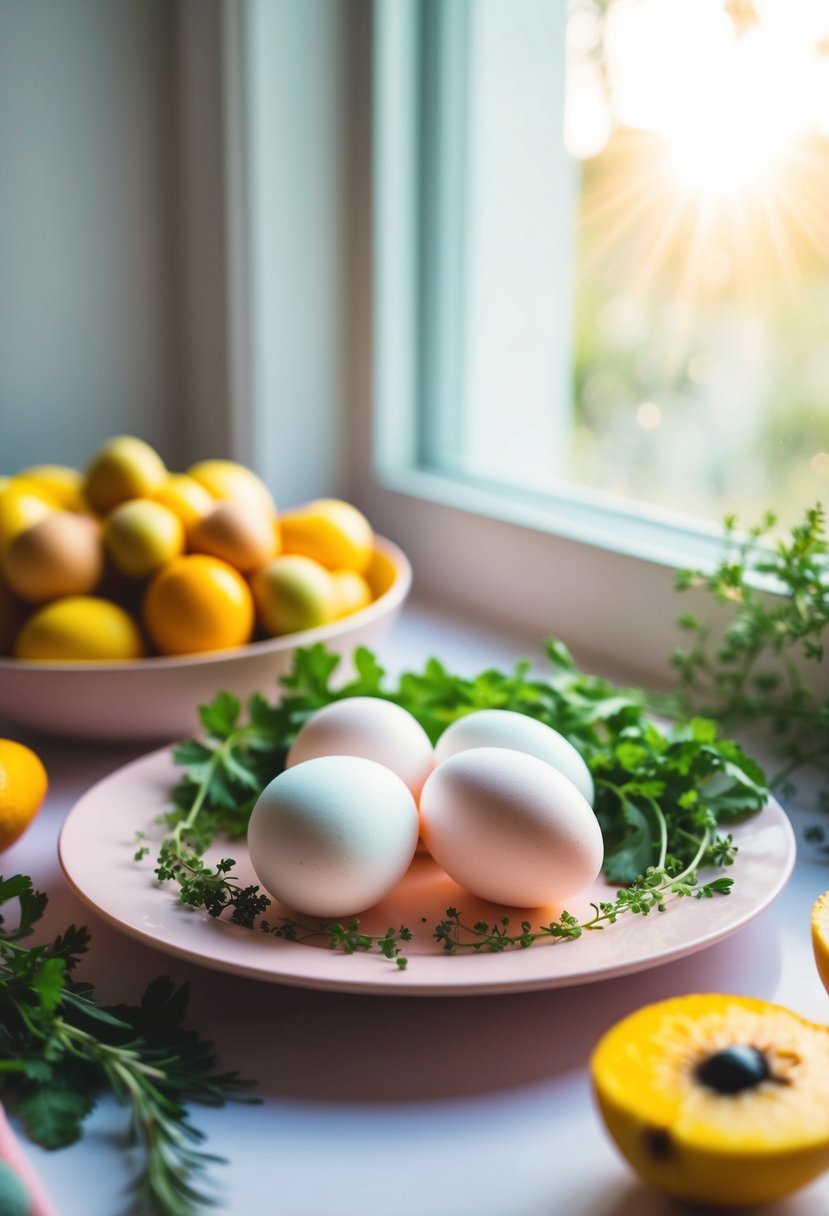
0,437,411,741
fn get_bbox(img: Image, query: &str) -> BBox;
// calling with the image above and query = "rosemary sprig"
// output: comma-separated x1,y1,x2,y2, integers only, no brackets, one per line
0,874,254,1216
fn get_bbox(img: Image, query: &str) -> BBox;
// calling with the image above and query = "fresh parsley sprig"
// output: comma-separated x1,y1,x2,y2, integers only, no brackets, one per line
0,874,254,1216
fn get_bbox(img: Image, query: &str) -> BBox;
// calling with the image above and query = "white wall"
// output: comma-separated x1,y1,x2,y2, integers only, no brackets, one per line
0,0,183,473
229,0,348,508
0,0,353,510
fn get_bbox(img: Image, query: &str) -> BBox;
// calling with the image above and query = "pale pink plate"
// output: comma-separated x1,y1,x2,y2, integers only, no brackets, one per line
58,747,796,997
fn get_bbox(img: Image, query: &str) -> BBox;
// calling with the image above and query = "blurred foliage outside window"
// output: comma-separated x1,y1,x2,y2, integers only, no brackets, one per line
566,0,829,529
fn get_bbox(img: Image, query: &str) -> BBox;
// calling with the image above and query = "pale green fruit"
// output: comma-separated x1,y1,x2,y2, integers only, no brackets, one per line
251,554,338,636
104,498,184,578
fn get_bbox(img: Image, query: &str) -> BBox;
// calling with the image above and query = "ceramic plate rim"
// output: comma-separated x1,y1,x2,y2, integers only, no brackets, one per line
58,745,797,997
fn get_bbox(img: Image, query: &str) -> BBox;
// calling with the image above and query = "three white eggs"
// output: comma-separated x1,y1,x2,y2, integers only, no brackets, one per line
246,698,604,918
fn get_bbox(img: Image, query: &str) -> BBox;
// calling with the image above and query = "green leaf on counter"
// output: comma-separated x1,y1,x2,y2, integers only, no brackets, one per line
0,875,255,1214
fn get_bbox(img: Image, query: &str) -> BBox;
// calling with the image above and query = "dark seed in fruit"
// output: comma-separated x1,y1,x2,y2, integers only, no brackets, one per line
695,1045,770,1094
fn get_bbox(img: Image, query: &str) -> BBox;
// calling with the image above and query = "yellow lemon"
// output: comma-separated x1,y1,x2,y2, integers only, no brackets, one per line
0,480,58,553
15,596,144,662
143,554,254,655
278,498,374,573
591,992,829,1207
187,459,276,518
84,436,167,514
811,891,829,996
0,739,48,852
18,464,86,512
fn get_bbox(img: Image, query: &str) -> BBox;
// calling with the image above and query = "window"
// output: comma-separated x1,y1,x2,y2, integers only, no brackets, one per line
373,0,829,558
567,0,829,528
223,2,829,681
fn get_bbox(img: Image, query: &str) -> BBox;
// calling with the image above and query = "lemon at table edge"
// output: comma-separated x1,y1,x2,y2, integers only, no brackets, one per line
0,739,48,852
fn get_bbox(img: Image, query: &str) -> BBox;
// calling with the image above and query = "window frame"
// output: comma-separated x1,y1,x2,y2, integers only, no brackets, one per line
353,0,731,687
219,0,734,689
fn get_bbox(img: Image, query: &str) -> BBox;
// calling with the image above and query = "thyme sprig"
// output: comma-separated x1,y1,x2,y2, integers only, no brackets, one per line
673,504,829,798
434,826,736,953
671,503,829,854
261,918,412,969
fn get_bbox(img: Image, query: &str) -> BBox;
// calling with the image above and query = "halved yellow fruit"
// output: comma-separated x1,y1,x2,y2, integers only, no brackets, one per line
812,891,829,996
591,993,829,1207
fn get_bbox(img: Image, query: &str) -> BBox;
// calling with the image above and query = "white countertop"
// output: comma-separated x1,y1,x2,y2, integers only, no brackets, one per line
3,599,829,1216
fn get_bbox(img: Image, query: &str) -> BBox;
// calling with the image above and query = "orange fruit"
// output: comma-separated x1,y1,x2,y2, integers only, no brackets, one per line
143,554,254,655
812,891,829,996
0,739,48,852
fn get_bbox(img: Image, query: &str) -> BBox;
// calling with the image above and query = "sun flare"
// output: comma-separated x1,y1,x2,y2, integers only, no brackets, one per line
665,27,810,196
567,0,829,352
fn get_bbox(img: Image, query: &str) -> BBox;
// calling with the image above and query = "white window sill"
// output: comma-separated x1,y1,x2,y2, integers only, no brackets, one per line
357,472,713,692
387,595,825,832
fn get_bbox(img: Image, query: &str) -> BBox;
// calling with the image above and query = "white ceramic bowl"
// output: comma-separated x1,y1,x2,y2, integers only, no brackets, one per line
0,537,411,742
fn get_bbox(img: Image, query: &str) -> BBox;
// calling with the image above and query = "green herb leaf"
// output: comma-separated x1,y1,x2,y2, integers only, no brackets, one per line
145,637,766,969
0,874,47,941
199,690,241,739
0,877,255,1214
672,504,829,809
17,1081,96,1150
601,799,660,883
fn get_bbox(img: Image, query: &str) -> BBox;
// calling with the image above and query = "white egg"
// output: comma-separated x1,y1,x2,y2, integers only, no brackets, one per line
434,708,594,804
247,755,419,917
287,696,434,799
419,746,604,907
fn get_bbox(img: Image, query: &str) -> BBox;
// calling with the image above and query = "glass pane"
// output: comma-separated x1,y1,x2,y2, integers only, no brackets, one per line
417,0,829,532
568,0,829,528
418,0,574,496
